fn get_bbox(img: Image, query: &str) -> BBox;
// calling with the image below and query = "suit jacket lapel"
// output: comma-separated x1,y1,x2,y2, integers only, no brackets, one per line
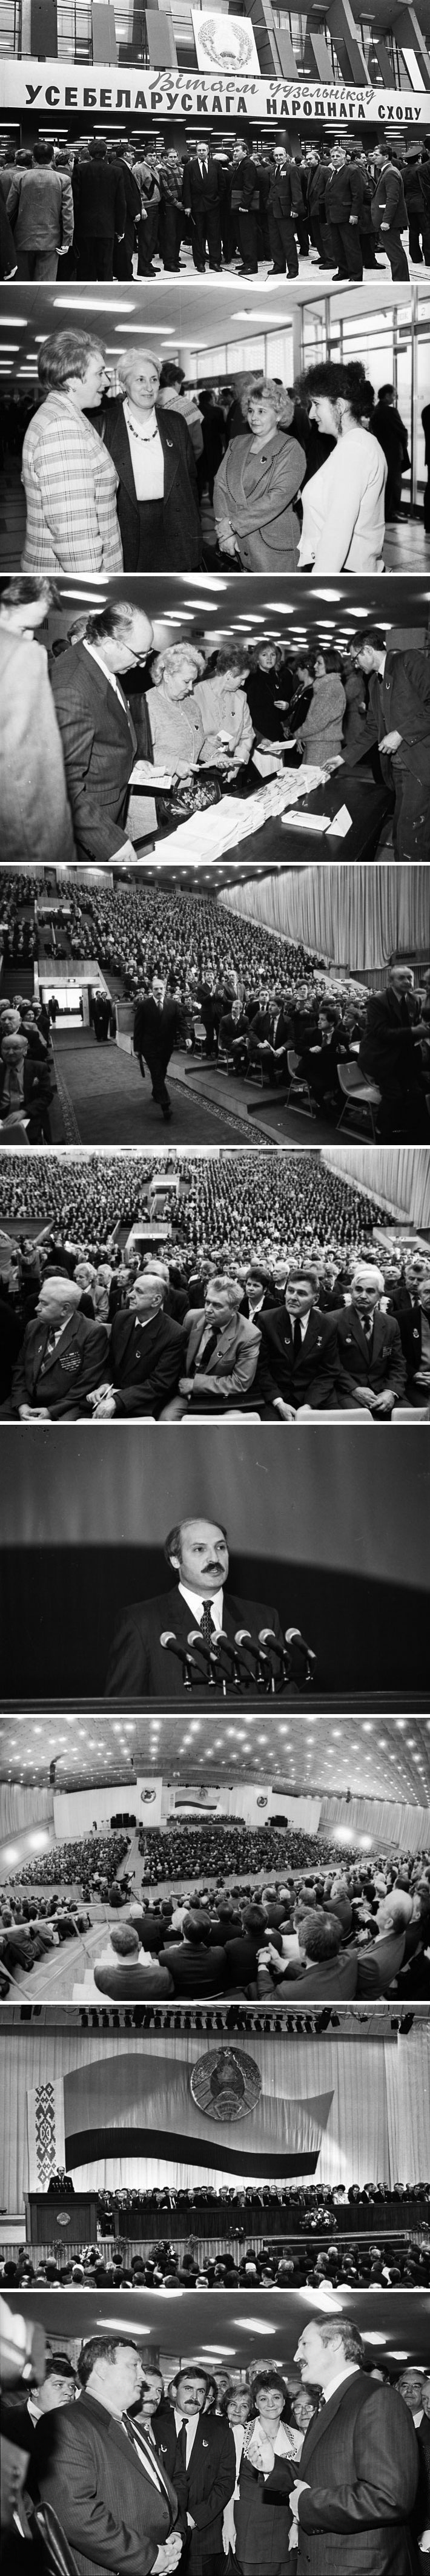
38,1313,79,1381
157,409,179,501
300,2377,357,2471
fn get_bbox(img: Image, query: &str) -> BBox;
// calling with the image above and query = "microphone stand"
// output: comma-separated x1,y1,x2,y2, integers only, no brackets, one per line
259,1629,293,1692
187,1630,227,1694
159,1631,196,1691
234,1629,268,1691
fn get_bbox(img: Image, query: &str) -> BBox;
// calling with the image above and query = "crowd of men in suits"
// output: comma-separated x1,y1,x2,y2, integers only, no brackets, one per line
1,1823,429,1999
2,1232,429,1416
3,884,429,1140
2,134,430,281
2,2322,430,2575
3,2223,430,2295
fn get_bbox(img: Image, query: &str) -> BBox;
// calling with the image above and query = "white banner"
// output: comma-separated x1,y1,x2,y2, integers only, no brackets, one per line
0,61,428,123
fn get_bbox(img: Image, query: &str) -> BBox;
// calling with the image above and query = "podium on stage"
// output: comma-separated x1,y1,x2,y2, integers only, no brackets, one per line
25,2193,99,2246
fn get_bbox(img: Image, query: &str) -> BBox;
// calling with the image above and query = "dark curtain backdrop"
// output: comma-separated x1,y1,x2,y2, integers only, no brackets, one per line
1,1428,428,1699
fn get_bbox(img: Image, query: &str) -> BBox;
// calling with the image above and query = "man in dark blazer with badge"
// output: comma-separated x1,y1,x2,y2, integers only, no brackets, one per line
182,152,223,270
336,1262,406,1414
289,2312,418,2576
4,1274,108,1419
153,2367,236,2576
251,1266,340,1416
105,1513,293,1698
88,1270,184,1418
33,2333,182,2576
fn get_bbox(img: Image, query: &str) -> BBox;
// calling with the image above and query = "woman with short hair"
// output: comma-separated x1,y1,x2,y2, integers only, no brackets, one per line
99,347,202,569
21,330,122,573
213,379,306,570
297,647,346,766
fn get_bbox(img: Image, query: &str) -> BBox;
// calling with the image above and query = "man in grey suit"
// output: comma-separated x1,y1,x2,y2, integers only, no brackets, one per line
50,599,154,862
160,1274,260,1417
7,143,74,279
288,2313,418,2576
33,2334,182,2576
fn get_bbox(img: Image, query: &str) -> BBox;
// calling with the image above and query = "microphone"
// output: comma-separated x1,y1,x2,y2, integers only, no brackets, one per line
159,1630,196,1690
217,1631,242,1687
187,1629,224,1692
285,1626,317,1685
259,1628,292,1689
234,1628,268,1689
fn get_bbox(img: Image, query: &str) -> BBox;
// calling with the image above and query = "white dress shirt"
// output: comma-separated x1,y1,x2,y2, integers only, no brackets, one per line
318,2362,360,2404
123,399,165,500
284,1307,311,1338
177,1583,224,1634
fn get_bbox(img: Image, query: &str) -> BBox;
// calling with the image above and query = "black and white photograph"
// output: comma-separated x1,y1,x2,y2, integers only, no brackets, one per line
1,0,430,2537
1,1710,430,2002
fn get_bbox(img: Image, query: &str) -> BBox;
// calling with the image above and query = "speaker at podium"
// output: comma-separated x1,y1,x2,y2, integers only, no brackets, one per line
30,0,58,50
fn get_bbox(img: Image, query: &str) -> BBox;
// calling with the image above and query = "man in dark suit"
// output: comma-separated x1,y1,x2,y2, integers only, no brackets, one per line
5,1274,108,1419
113,145,141,278
105,1512,293,1698
266,147,300,274
134,976,192,1122
371,152,409,279
336,1263,406,1414
88,1271,184,1418
251,1267,340,1417
324,146,364,279
230,140,261,274
33,2334,181,2576
358,958,429,1140
353,626,430,860
182,152,222,269
72,140,126,278
289,2312,418,2575
389,1260,430,1406
153,2367,236,2576
397,2372,430,2561
50,601,154,864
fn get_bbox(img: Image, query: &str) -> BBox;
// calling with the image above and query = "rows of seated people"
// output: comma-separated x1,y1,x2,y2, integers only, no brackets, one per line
2,878,428,1142
0,1830,131,1988
2,2227,429,2292
0,1139,383,1244
1,1215,429,1415
2,1838,428,2000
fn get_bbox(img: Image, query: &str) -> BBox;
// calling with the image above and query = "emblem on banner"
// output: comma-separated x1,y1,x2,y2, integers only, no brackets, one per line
190,2047,261,2122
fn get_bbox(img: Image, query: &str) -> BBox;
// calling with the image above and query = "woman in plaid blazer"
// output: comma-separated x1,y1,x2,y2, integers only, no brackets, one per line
21,328,123,574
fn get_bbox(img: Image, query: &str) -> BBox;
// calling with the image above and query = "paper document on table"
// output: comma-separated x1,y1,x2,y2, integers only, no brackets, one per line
326,803,353,838
281,810,332,835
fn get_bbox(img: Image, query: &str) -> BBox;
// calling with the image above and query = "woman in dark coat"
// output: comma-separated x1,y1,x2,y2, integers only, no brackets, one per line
99,347,202,570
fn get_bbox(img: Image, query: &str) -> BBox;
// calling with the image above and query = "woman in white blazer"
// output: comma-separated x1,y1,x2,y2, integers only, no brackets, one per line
296,360,387,574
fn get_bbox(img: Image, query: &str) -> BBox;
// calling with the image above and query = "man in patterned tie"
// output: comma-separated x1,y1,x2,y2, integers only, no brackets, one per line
33,2334,182,2576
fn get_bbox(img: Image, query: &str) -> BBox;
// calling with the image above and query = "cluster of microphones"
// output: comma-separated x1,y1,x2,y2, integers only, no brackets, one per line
159,1627,316,1692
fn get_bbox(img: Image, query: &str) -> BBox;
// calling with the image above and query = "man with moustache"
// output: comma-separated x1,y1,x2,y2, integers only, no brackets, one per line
288,2313,418,2575
153,2366,236,2576
105,1513,289,1697
396,2371,430,2561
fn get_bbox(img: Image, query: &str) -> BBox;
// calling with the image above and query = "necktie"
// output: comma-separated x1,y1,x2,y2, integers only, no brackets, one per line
122,2417,172,2506
293,1317,302,1361
200,1601,217,1654
190,1324,218,1377
177,2421,188,2469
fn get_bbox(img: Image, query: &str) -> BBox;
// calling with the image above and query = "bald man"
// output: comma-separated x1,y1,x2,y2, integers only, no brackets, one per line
336,1264,406,1413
